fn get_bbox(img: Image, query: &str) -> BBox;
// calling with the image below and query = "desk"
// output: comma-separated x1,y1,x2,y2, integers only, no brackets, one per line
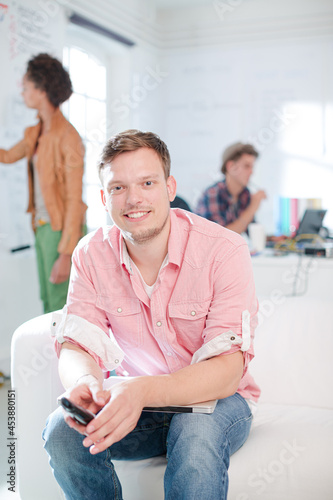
251,250,333,300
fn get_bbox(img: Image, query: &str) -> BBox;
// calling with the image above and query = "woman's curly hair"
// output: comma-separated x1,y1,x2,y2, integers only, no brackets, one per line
26,53,73,107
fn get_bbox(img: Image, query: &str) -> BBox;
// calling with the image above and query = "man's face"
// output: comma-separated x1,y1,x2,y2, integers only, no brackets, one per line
101,147,176,245
226,153,256,188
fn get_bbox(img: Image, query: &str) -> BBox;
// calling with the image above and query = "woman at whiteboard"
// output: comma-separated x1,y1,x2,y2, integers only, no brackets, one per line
0,53,86,313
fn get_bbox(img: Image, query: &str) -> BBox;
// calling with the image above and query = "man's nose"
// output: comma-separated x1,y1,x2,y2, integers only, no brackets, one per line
126,185,143,206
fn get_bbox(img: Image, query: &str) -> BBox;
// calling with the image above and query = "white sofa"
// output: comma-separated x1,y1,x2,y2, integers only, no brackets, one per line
11,295,333,500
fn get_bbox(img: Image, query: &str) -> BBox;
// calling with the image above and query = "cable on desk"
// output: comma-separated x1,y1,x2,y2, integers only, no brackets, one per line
273,234,326,254
272,234,324,297
285,254,316,297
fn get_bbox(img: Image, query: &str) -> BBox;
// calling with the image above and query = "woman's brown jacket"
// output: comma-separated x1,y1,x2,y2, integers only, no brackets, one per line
0,109,87,255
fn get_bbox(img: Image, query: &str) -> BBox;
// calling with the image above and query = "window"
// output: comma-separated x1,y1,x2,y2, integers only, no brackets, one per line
62,46,107,230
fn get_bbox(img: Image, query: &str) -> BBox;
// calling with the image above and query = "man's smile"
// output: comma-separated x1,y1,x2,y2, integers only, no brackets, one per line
124,211,151,219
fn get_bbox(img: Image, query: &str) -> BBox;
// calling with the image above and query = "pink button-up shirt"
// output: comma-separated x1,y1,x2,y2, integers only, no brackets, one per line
52,209,260,402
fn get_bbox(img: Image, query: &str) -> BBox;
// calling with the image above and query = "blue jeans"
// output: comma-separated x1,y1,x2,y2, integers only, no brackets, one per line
43,392,252,500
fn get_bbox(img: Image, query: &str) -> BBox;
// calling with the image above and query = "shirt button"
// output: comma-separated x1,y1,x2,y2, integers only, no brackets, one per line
117,307,122,313
52,322,56,326
230,336,235,341
156,321,162,327
114,359,119,364
190,311,196,316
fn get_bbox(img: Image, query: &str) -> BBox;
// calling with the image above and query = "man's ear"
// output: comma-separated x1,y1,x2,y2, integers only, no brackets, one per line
167,175,177,202
100,189,108,210
225,160,234,174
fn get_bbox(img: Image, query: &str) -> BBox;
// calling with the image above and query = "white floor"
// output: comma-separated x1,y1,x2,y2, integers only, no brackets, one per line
0,379,21,500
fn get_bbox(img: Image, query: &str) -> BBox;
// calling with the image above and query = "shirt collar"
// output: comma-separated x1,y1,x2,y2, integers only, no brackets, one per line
121,239,133,274
36,108,64,132
121,233,170,279
168,208,193,268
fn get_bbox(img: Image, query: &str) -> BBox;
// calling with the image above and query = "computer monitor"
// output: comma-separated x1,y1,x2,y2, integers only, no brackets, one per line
296,209,327,238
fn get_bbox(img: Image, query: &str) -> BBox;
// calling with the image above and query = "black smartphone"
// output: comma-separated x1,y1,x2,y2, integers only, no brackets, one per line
58,396,96,425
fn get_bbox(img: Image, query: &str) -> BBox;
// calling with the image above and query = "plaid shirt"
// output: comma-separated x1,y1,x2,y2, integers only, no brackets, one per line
195,180,251,227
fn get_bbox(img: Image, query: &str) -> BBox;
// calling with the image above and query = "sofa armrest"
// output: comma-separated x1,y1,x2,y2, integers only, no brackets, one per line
11,312,65,500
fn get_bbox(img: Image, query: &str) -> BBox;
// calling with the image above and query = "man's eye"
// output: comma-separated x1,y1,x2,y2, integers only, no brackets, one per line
145,181,153,186
110,186,123,193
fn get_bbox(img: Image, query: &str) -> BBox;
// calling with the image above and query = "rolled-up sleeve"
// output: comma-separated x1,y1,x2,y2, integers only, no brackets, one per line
191,243,258,372
52,238,125,371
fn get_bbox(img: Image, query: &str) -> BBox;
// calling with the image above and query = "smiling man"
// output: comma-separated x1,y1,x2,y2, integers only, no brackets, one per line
43,130,260,500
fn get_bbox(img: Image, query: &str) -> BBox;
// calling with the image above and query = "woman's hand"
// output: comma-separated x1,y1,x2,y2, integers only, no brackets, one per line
49,254,71,284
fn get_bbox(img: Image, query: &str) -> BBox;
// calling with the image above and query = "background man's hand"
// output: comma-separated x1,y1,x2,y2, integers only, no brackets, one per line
251,190,267,210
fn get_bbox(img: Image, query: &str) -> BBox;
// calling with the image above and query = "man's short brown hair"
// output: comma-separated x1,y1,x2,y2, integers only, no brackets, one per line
98,130,171,182
221,142,259,174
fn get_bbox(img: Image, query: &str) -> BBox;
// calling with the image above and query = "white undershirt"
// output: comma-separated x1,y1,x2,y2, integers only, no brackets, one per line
130,255,169,298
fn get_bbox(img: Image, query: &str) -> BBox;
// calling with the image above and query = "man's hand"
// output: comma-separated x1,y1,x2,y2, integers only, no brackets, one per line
267,234,288,242
49,254,71,284
61,377,109,435
250,190,267,210
226,189,267,234
81,378,146,455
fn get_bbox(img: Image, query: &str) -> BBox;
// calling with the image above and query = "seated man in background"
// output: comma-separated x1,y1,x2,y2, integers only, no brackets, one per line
170,194,192,211
195,142,267,234
43,130,260,500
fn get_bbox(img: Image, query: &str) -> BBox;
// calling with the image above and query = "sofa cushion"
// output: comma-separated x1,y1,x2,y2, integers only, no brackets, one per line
228,402,333,499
